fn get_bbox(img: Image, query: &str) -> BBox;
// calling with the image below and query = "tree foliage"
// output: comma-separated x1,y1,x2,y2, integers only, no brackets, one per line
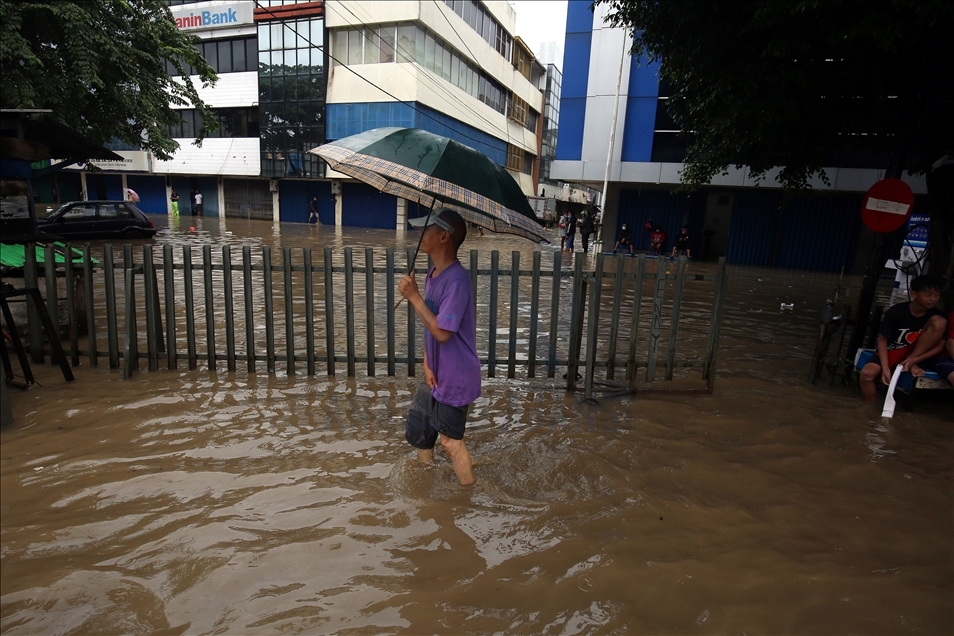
596,0,953,190
0,0,218,160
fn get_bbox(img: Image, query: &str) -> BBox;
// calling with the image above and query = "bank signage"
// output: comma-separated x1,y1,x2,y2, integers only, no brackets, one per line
61,151,152,173
171,1,254,31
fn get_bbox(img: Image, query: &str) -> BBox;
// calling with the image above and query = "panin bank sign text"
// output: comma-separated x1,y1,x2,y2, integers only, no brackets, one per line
171,2,253,31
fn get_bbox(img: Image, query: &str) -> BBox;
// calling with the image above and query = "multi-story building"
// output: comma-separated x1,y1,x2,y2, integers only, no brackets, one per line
47,0,544,230
551,0,928,271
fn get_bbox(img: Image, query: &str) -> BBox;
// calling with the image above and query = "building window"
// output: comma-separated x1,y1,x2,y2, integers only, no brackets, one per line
167,108,260,139
506,144,523,172
258,16,326,179
443,0,511,60
331,23,509,116
165,36,258,76
508,93,528,126
525,108,539,133
522,150,534,175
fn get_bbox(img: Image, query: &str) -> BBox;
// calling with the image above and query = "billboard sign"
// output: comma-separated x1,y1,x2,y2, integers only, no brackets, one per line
171,2,254,31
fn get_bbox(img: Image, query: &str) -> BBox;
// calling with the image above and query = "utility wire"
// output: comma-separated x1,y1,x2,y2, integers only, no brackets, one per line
332,0,518,152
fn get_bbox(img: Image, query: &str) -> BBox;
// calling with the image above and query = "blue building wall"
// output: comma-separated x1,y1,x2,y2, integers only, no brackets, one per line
126,175,166,215
614,187,862,271
326,102,507,166
279,180,334,225
87,173,124,201
341,181,397,229
727,191,862,271
616,188,704,253
620,54,660,162
555,0,593,161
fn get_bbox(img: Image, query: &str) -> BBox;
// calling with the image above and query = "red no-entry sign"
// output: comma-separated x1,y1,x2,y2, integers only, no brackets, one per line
861,178,914,233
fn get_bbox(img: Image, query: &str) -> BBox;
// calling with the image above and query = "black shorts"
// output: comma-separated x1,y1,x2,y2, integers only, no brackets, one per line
406,385,468,449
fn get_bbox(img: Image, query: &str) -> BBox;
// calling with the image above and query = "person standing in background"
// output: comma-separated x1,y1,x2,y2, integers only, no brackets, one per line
579,212,595,254
170,190,180,216
194,189,203,216
564,212,577,253
309,197,320,224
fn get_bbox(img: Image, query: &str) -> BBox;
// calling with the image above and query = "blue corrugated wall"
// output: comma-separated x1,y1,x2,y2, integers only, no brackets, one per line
615,187,863,271
616,188,704,253
341,181,397,229
279,180,334,224
727,190,862,272
126,175,166,215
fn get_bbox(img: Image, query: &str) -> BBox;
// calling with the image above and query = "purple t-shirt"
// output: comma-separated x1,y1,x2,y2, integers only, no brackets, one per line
423,261,481,407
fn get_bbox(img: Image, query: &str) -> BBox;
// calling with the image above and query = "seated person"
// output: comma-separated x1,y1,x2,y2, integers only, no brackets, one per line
925,310,954,386
614,223,634,255
670,226,691,258
859,275,947,403
650,226,666,256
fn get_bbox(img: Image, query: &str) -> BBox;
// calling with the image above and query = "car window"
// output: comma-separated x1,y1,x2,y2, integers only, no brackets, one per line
98,204,119,218
62,205,96,221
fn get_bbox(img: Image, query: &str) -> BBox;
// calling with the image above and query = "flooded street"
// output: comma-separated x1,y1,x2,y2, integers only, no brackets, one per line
2,217,952,635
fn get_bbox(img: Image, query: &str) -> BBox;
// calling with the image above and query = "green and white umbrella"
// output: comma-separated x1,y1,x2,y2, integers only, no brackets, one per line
309,127,548,244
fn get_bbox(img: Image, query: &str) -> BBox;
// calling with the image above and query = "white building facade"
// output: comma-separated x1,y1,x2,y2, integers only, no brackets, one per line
62,0,543,229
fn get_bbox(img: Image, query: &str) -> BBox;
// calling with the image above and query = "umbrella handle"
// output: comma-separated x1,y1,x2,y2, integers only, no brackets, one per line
394,206,433,311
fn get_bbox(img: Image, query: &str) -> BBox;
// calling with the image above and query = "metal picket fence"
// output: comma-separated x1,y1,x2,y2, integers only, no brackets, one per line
6,242,727,400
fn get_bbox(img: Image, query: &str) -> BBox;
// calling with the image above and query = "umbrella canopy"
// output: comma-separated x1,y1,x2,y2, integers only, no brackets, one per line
309,127,547,243
125,188,140,203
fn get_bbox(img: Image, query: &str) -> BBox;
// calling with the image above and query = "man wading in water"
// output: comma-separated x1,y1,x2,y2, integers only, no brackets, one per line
398,208,481,485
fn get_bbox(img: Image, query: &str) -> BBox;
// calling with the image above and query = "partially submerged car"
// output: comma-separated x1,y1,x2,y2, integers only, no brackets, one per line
37,200,157,240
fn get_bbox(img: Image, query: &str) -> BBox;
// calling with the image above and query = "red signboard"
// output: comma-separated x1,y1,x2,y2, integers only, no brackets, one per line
861,178,914,233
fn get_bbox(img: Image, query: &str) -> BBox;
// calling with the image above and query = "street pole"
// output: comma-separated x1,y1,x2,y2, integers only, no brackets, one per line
598,30,628,249
845,164,904,361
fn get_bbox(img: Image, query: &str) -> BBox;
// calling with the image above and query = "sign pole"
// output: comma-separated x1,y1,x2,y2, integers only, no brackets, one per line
845,176,914,364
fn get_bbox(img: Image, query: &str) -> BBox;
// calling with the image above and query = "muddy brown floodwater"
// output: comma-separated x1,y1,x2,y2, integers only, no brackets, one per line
2,217,952,635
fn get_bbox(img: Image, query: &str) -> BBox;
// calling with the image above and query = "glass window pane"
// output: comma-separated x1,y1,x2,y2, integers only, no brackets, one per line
433,42,443,77
218,41,232,73
476,9,484,38
365,27,378,64
297,20,308,48
334,29,347,64
285,49,298,68
397,25,415,63
414,26,425,64
451,54,459,86
260,50,271,70
284,23,296,49
259,24,270,50
248,38,259,70
204,42,218,70
424,33,435,70
441,46,451,80
311,20,324,48
271,23,283,49
379,25,394,63
233,39,246,72
348,29,363,64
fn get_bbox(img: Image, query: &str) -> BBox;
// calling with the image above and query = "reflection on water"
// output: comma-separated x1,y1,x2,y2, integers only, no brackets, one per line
2,218,951,634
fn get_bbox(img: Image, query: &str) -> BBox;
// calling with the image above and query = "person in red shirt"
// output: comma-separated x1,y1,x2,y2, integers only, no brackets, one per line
933,310,954,386
650,226,666,256
859,275,947,403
